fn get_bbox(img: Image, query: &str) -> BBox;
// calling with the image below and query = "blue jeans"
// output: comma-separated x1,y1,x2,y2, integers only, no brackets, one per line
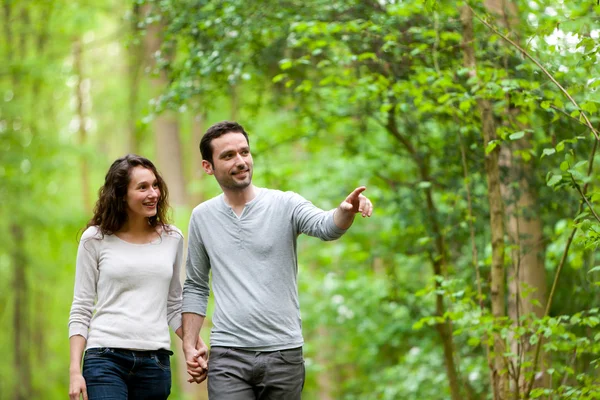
82,348,172,399
207,347,305,400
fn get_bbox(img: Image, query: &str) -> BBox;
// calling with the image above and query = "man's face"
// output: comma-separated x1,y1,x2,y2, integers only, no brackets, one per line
202,132,253,191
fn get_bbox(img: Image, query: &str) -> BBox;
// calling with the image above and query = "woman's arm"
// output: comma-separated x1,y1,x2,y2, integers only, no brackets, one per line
166,230,184,333
69,335,88,400
68,229,100,400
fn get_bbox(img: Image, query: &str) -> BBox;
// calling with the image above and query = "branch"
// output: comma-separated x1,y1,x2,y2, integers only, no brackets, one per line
571,175,600,224
385,107,418,156
525,135,599,398
469,5,599,141
458,129,484,308
549,105,589,127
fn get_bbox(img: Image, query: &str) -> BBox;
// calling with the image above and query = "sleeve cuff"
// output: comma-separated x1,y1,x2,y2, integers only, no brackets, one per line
69,324,89,340
181,304,207,317
169,315,183,333
327,209,348,237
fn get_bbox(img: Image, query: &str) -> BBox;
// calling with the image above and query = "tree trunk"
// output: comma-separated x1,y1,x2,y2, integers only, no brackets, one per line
144,4,199,396
424,185,463,400
190,110,208,207
500,139,549,394
73,39,92,214
30,6,52,386
153,112,187,207
12,223,31,400
127,2,144,154
4,5,32,396
144,6,187,207
487,0,550,393
230,83,239,121
385,114,465,400
460,6,508,399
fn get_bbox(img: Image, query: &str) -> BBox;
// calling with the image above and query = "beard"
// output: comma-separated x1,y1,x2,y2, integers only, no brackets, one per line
216,167,253,191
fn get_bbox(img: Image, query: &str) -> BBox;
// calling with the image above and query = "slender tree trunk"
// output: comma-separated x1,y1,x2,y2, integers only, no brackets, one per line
30,6,52,385
487,0,550,393
12,223,31,400
385,114,465,400
460,6,508,399
144,6,187,207
230,83,239,121
423,182,463,400
500,138,549,393
127,2,144,154
73,39,92,214
153,112,187,206
4,5,32,397
143,4,199,396
190,110,208,207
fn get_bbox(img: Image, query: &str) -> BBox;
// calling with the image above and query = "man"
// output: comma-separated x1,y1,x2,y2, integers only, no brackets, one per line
182,121,373,399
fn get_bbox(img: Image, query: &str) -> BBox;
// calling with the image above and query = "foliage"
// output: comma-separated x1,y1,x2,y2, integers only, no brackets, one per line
2,0,600,399
157,0,600,398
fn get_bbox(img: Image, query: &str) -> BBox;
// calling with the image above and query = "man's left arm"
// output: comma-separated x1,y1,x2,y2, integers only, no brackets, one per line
333,186,373,230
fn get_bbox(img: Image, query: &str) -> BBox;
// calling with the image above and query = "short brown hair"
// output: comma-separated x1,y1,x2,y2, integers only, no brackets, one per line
200,121,249,165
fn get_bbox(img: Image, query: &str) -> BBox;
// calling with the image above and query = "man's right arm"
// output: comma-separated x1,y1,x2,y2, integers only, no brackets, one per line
182,211,211,317
182,312,208,383
181,212,211,383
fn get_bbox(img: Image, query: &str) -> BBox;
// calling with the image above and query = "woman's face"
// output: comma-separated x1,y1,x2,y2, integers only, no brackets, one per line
124,166,160,221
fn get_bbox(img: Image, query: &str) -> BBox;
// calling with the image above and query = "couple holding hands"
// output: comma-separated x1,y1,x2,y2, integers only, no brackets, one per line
68,121,373,400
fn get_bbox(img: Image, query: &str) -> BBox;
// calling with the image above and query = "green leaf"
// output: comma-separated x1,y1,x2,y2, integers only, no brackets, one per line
588,266,600,273
547,174,562,187
357,52,377,61
485,140,499,154
509,131,525,140
412,320,425,330
541,148,556,158
459,100,471,111
553,98,564,109
574,160,588,169
581,101,598,115
437,93,450,104
529,334,539,345
272,74,287,83
279,59,293,70
560,161,569,171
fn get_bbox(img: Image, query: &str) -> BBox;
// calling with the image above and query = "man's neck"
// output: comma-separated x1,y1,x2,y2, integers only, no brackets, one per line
223,185,258,209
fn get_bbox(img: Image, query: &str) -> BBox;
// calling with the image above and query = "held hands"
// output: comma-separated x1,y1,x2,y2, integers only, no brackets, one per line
69,373,88,400
184,336,209,384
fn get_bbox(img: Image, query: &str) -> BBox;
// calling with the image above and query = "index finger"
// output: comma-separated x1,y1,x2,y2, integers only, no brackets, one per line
347,186,366,199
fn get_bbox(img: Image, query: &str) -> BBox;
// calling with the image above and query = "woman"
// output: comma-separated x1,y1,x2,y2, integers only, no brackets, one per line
68,154,201,399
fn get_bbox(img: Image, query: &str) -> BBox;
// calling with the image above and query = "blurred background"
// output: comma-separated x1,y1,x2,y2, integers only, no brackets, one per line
1,0,600,399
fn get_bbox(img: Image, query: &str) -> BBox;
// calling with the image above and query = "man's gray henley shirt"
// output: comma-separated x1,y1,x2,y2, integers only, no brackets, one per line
182,188,346,351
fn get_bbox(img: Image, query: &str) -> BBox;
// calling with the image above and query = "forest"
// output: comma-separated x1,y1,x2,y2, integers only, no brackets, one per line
1,0,600,399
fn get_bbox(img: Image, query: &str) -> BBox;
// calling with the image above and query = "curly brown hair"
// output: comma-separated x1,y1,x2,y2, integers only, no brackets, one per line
86,154,172,236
